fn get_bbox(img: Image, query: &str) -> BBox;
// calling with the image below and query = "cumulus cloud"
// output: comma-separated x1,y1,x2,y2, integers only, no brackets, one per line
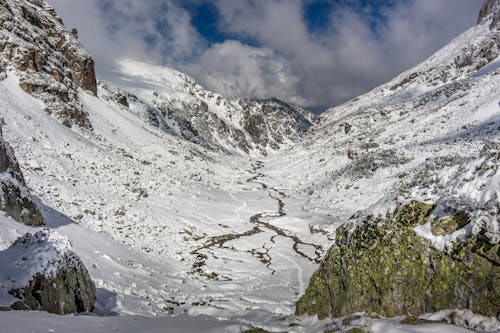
208,0,483,109
182,41,305,105
46,0,483,112
47,0,204,70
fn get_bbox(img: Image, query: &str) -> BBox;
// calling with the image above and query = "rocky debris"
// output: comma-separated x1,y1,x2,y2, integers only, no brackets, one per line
116,93,128,108
0,230,96,314
296,201,500,320
478,0,500,28
0,0,97,128
332,149,410,181
0,127,44,226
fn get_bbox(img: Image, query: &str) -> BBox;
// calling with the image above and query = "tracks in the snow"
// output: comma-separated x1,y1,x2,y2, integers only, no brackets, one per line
190,160,323,280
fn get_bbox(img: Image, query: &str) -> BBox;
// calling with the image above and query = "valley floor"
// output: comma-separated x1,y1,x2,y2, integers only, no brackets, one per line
0,74,340,332
0,60,498,331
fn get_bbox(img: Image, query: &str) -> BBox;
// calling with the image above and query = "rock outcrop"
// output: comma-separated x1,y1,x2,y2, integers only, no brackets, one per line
0,230,96,314
0,0,97,128
478,0,500,28
0,128,44,226
296,201,500,320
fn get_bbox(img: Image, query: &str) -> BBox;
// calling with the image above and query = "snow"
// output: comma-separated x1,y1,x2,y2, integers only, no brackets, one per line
99,58,314,155
0,71,338,331
0,3,498,332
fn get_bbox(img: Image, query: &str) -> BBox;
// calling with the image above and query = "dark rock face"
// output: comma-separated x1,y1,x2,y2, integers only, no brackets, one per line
0,130,44,226
59,40,97,96
1,231,96,314
0,132,24,183
478,0,500,28
0,180,44,226
0,0,98,128
19,258,96,314
296,202,500,319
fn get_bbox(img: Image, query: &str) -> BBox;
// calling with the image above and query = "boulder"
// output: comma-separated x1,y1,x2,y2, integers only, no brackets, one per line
0,231,96,314
296,201,500,319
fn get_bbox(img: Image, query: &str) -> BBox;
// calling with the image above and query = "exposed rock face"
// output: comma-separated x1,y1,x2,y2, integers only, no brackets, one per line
0,231,96,314
0,129,44,226
0,180,44,226
0,0,98,128
296,202,500,319
478,0,500,28
58,37,97,96
18,257,95,313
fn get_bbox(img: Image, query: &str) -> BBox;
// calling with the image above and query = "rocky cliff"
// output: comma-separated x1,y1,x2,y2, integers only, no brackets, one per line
0,126,44,226
0,0,97,128
478,0,500,28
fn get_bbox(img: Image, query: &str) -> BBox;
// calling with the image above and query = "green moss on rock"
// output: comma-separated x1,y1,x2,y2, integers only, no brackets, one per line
296,201,500,320
342,315,360,326
400,316,433,325
346,328,366,333
431,211,470,236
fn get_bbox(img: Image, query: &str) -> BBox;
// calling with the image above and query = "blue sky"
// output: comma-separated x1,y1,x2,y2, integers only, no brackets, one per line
48,0,483,113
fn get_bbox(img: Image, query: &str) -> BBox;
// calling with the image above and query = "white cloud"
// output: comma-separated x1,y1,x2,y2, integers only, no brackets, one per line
46,0,204,70
182,40,305,105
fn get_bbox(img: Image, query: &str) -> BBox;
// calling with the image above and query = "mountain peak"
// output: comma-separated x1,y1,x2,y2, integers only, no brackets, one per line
477,0,500,28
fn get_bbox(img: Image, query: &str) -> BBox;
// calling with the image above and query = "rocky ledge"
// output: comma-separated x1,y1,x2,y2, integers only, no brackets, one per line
0,0,97,128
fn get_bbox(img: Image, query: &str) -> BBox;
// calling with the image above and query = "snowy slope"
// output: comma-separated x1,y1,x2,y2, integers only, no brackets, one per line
266,10,500,219
100,59,316,156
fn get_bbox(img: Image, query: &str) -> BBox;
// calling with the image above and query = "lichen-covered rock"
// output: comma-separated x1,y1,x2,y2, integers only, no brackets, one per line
0,130,44,226
0,230,96,314
296,201,500,320
18,257,95,313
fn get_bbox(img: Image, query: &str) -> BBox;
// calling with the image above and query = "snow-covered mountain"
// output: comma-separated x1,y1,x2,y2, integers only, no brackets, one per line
100,59,316,155
0,0,498,332
1,0,315,156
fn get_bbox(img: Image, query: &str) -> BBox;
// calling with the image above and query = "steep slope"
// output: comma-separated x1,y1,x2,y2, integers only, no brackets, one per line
0,0,314,156
274,1,500,329
0,0,498,332
0,132,95,314
100,59,316,155
267,0,499,215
